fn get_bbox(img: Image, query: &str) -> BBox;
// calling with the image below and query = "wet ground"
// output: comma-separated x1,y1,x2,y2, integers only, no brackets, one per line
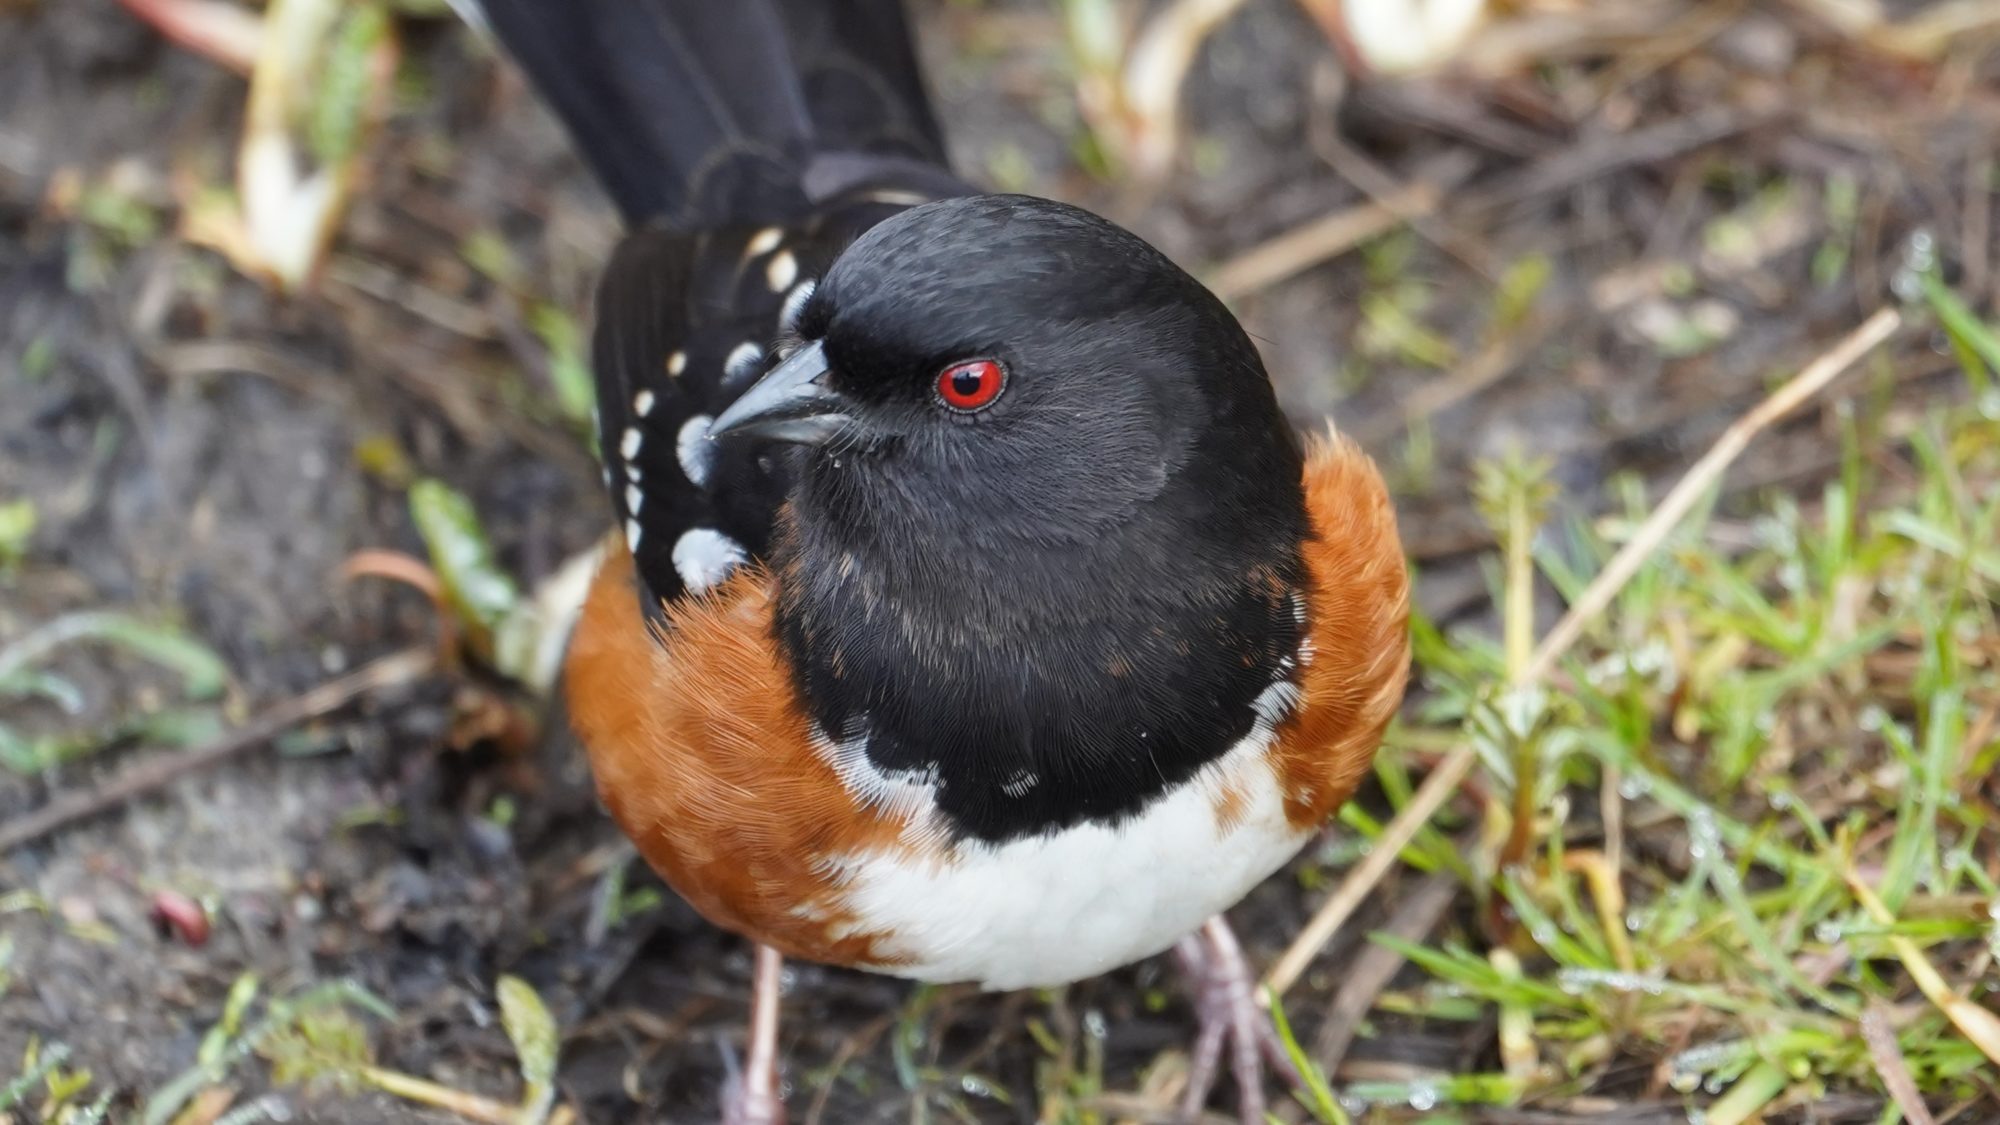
1,0,1994,1121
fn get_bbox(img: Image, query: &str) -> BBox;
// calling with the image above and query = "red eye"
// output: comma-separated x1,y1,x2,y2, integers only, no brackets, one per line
935,359,1006,412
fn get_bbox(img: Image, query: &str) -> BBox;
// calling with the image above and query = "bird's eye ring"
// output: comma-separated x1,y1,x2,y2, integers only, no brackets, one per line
934,359,1006,413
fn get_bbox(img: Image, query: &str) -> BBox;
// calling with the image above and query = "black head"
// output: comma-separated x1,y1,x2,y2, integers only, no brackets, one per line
714,194,1312,842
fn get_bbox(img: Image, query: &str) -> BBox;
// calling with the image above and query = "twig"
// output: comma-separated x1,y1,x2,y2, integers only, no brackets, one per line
1115,0,1254,183
0,647,434,853
1861,1003,1937,1125
1311,869,1460,1072
1262,744,1477,999
1351,84,1555,159
341,550,460,673
1847,866,2000,1068
1470,105,1782,213
1209,179,1448,302
1353,311,1570,448
1965,148,1993,303
361,1065,523,1125
803,1012,898,1125
1262,307,1902,999
1307,96,1501,282
1523,307,1899,683
1078,1092,1237,1125
153,340,350,406
114,0,264,75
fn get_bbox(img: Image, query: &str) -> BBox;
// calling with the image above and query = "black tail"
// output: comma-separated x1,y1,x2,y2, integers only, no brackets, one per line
471,0,951,228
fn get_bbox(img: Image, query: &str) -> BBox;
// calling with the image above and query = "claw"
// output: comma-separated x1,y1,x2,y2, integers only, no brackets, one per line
1173,917,1298,1124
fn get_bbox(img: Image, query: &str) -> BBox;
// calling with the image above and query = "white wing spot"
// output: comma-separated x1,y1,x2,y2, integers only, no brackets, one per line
745,227,784,257
1000,770,1039,798
780,278,817,332
1251,677,1302,729
619,426,642,460
677,414,715,487
624,518,643,550
666,350,687,377
673,528,747,593
633,389,656,417
811,725,944,832
766,250,799,293
858,188,934,207
624,483,643,515
724,342,764,385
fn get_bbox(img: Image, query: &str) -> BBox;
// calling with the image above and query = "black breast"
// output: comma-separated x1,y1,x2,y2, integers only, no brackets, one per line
775,497,1309,844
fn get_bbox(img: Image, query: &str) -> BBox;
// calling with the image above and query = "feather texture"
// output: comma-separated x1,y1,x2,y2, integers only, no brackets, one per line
472,0,949,227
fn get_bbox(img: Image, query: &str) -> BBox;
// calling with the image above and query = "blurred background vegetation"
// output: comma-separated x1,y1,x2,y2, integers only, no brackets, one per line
1,0,1997,1121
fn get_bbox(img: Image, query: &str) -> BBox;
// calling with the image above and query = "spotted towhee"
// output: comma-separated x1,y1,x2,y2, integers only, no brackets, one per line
472,2,1410,1121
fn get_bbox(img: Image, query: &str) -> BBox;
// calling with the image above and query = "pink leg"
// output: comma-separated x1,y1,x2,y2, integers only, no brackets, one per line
1173,917,1300,1124
721,945,787,1125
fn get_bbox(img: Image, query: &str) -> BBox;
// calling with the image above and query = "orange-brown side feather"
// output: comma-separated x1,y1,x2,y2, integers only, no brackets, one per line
564,548,909,966
1270,432,1412,828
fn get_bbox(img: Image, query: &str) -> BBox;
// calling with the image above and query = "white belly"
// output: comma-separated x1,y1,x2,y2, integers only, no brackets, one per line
824,735,1308,991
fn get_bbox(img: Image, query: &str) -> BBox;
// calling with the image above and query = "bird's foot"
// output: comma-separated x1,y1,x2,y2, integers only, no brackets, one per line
1173,916,1300,1124
719,1077,785,1125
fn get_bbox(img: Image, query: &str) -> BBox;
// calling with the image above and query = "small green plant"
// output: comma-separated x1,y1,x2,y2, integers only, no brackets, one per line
1358,232,1457,370
0,610,233,775
1330,289,2000,1119
528,304,599,440
1266,988,1351,1124
0,1040,114,1125
0,497,36,573
141,973,565,1125
142,977,393,1125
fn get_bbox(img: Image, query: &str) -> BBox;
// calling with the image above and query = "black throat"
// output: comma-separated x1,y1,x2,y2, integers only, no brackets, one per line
772,441,1310,844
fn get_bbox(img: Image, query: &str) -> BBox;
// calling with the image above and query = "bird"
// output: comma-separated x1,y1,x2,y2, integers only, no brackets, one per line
468,2,1411,1121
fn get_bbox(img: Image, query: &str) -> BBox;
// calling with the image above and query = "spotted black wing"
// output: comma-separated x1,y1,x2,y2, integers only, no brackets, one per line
591,191,929,612
591,227,794,608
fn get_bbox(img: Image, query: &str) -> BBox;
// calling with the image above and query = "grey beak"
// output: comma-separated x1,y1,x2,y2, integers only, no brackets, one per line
707,340,851,445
